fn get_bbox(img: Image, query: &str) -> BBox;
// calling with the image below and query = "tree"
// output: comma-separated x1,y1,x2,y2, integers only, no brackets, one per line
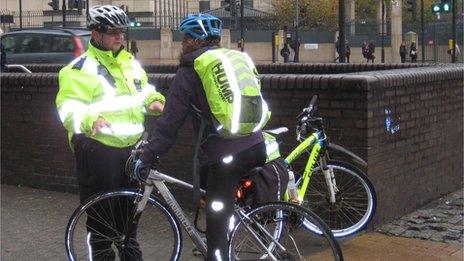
355,0,377,22
269,0,339,31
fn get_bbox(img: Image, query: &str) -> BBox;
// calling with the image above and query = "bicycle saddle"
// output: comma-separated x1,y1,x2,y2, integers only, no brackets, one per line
265,127,289,136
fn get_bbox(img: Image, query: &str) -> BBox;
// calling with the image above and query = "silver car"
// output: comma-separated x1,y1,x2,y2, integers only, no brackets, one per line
1,28,91,64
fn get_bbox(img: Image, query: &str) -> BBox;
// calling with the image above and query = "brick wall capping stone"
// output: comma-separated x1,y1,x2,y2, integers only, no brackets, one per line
3,64,462,93
7,62,439,74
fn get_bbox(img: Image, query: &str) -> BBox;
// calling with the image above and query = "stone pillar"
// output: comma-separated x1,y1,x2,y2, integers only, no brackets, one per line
391,0,403,63
347,0,356,35
277,29,285,63
221,29,231,49
160,27,173,60
377,0,382,34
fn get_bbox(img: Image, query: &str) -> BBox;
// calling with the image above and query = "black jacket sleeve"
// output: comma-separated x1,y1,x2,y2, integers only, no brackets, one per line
141,68,194,164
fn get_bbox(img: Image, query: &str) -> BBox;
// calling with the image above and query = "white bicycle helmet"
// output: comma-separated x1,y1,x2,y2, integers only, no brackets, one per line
87,5,130,32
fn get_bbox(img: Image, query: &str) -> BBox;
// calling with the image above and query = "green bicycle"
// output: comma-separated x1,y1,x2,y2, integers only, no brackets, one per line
280,95,377,238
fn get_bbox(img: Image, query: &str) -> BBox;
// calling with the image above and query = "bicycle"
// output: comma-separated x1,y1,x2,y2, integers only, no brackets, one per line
278,95,377,238
65,142,344,260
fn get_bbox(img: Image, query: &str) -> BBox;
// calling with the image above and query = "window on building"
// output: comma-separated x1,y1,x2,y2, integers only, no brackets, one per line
243,0,253,8
199,1,210,12
220,0,253,8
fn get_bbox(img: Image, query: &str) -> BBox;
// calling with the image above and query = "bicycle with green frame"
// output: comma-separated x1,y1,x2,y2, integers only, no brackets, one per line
280,95,377,238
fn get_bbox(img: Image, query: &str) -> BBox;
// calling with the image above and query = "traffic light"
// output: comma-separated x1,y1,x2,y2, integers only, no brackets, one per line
441,0,451,13
130,18,141,27
48,0,59,11
224,0,237,17
431,0,451,14
431,2,442,14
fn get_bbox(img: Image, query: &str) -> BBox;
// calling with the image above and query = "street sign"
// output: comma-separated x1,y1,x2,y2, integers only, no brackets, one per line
304,43,319,50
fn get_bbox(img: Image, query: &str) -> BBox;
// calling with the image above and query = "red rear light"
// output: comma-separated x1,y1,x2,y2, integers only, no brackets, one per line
72,36,84,57
243,180,252,188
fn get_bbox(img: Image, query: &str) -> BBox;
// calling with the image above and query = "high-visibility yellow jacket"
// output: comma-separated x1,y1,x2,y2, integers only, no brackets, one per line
56,42,165,148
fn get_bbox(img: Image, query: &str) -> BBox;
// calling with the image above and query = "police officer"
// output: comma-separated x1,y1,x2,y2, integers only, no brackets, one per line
137,13,268,260
56,5,165,260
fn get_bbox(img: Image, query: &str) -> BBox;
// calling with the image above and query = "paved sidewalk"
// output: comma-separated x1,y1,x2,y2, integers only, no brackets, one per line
1,184,463,260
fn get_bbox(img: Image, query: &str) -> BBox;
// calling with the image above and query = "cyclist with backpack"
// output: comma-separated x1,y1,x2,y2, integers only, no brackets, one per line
137,13,270,260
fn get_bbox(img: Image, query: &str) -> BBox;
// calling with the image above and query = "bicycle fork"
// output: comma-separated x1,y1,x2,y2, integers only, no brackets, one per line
320,156,338,204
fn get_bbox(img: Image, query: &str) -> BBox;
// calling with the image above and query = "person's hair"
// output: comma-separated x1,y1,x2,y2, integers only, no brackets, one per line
179,34,221,62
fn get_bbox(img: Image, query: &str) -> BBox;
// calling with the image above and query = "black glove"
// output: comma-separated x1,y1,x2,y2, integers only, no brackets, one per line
134,159,152,183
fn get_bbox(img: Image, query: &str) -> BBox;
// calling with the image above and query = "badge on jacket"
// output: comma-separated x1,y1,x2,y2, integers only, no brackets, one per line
134,79,142,91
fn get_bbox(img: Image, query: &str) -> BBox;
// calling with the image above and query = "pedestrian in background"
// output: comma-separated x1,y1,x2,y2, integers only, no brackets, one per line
362,41,368,62
55,5,165,260
447,43,461,62
399,41,407,63
346,41,351,63
410,41,418,63
335,37,350,63
367,41,376,63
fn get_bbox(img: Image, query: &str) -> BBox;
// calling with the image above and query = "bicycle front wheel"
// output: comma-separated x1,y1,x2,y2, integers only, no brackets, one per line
301,160,377,238
230,202,343,260
65,190,182,261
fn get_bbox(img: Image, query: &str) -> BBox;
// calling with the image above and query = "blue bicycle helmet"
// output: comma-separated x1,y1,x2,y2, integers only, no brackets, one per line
180,13,223,40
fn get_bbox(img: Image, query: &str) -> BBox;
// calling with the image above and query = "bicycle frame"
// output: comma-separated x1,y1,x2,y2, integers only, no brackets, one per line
134,170,287,260
135,170,208,256
283,130,339,205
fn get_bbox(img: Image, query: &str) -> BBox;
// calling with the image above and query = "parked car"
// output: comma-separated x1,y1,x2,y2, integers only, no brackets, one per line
1,28,91,64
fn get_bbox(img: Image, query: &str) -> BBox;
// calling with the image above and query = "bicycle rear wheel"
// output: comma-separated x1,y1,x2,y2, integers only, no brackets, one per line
65,190,182,261
229,201,343,260
300,160,377,238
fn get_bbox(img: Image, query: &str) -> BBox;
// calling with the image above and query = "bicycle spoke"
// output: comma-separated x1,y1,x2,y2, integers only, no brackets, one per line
300,162,376,237
230,202,342,260
66,191,182,261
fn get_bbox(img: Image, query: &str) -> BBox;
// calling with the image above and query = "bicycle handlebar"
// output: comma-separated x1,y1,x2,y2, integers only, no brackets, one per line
296,95,318,119
307,95,318,113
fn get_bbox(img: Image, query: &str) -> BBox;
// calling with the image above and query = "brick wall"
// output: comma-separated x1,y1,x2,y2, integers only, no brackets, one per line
365,66,464,226
1,64,462,227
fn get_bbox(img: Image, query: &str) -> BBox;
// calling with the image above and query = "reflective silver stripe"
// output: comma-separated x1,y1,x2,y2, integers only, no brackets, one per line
241,51,269,132
58,100,89,134
89,94,145,113
253,98,269,132
143,83,156,93
241,52,261,88
73,110,86,134
210,49,242,134
228,50,268,132
130,60,143,79
265,139,279,157
99,123,144,136
58,100,88,123
86,233,93,261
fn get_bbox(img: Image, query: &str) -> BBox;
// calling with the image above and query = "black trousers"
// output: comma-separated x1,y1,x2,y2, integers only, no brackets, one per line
73,136,141,261
205,142,267,261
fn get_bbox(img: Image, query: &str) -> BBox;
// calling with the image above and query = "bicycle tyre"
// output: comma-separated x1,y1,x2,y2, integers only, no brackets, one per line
229,201,343,260
299,160,377,238
65,190,183,261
